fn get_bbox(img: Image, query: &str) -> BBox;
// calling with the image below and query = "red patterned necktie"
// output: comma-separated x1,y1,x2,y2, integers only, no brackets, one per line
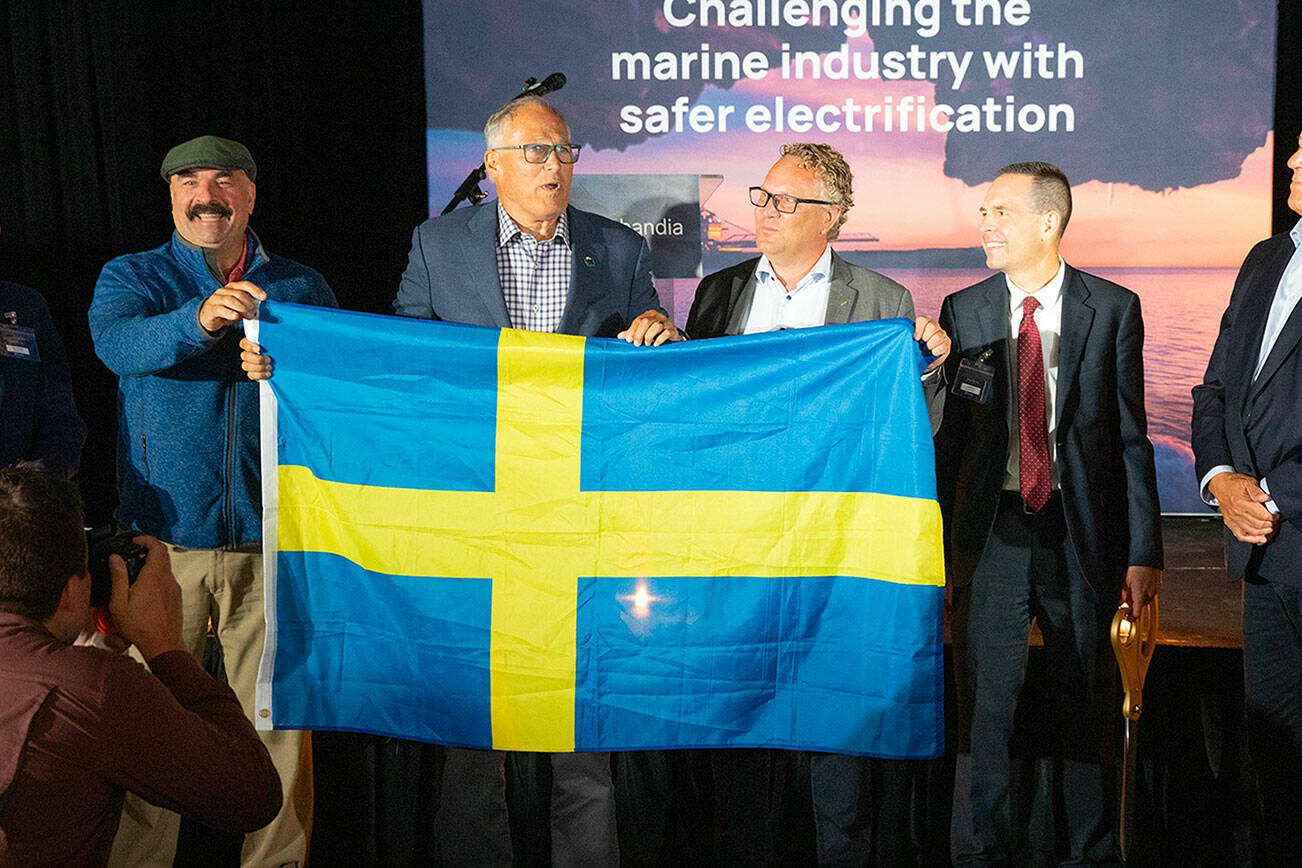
1018,295,1051,512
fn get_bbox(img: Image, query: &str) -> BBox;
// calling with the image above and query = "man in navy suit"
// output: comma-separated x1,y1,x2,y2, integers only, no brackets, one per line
394,95,681,866
936,162,1163,864
238,95,680,865
1192,132,1302,864
394,97,677,348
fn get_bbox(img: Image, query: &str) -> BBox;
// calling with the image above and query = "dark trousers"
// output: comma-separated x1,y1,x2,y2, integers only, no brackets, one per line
708,748,787,866
809,754,915,867
709,748,814,866
952,493,1117,866
614,750,713,866
1242,578,1302,867
435,746,617,866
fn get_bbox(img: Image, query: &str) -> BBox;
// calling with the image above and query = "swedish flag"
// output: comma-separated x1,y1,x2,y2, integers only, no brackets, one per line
253,302,944,758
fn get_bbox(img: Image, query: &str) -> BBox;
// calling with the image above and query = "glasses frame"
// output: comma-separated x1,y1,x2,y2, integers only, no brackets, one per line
490,143,582,164
749,185,836,214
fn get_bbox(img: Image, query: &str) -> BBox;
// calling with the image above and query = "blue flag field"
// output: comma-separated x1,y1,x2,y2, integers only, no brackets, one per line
252,302,944,758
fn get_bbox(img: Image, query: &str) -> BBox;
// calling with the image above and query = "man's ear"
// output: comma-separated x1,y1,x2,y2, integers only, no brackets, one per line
60,570,91,611
43,571,91,641
823,207,840,238
55,579,76,614
1042,210,1060,241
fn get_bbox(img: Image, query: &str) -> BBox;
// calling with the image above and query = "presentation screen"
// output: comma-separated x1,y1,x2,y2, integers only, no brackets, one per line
422,0,1278,514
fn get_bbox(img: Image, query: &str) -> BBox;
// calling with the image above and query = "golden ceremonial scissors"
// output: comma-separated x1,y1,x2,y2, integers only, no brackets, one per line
1112,597,1159,863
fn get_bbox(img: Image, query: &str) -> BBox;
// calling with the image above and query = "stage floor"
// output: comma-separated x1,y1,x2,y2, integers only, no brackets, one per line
1158,516,1239,648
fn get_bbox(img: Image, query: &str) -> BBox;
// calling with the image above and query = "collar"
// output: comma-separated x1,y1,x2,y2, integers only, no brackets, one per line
755,244,833,291
496,201,570,247
210,234,250,283
0,611,50,636
1006,257,1066,313
169,229,267,285
1290,219,1301,250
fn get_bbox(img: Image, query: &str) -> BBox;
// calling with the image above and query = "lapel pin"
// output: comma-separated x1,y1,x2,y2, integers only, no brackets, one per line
583,255,596,268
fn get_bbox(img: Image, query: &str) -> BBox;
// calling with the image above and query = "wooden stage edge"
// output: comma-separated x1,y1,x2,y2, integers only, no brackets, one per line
946,516,1243,650
1152,516,1240,649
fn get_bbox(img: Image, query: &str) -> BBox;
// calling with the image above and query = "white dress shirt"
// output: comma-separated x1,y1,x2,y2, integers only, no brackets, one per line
1003,259,1066,492
1200,220,1302,513
743,245,833,333
1254,220,1302,378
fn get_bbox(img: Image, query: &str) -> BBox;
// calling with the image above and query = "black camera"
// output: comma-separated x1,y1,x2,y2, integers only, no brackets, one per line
86,525,148,608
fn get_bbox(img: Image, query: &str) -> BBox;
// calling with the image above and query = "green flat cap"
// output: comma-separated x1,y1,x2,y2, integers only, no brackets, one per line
160,135,257,181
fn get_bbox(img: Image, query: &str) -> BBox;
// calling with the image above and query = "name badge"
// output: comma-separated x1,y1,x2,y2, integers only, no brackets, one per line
0,324,39,363
952,353,994,404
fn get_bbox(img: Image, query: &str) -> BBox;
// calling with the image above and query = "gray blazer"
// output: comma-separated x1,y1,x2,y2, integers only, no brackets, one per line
685,251,944,429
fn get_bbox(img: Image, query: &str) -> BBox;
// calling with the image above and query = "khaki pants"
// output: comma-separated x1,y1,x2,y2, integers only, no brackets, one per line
109,546,312,868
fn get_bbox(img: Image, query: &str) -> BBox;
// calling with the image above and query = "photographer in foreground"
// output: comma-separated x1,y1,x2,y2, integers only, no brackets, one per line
0,465,281,866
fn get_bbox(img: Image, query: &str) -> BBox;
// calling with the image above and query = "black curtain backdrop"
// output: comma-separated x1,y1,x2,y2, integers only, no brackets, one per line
1274,1,1301,233
0,0,427,522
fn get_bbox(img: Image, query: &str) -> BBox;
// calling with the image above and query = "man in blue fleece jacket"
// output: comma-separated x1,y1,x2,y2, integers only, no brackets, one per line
88,135,336,868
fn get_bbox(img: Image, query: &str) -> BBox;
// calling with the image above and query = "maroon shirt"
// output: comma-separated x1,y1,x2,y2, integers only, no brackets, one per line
0,613,281,866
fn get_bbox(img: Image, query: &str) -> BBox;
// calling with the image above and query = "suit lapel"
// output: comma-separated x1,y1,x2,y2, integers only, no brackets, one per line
824,252,859,325
1249,297,1302,401
464,204,511,328
724,267,759,336
1244,237,1301,402
560,207,606,334
1055,266,1095,424
977,276,1013,416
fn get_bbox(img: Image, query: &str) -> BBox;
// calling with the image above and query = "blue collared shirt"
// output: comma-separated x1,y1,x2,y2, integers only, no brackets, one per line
1254,220,1302,377
743,245,833,333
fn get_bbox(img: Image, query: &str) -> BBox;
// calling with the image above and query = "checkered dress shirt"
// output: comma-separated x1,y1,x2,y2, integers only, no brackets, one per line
496,202,572,333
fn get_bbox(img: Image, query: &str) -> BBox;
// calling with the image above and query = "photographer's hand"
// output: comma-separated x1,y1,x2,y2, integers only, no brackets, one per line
108,535,187,661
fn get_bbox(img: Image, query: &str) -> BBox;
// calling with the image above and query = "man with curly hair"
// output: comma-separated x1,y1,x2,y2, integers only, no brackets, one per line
687,142,950,866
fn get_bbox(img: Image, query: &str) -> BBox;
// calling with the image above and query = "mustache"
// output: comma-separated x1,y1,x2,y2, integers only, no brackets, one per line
186,202,233,220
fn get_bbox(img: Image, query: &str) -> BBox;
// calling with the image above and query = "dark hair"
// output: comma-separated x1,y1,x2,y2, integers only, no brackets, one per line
997,161,1073,236
0,465,86,620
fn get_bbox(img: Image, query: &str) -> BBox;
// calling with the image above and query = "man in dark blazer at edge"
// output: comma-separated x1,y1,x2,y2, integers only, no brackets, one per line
1191,132,1302,865
686,142,951,867
934,162,1163,865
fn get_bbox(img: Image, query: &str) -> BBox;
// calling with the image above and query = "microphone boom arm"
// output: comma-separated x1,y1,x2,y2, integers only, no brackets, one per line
441,164,488,215
440,73,566,215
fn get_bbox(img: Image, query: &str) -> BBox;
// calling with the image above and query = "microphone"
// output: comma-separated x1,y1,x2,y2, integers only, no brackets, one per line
521,72,566,98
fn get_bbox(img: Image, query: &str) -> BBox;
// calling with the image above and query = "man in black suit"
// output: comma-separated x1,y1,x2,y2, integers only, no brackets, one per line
936,161,1163,865
1191,132,1302,864
688,142,950,866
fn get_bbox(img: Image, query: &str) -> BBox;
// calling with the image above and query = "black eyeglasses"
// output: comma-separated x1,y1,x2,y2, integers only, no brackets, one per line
490,143,582,164
749,186,836,213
